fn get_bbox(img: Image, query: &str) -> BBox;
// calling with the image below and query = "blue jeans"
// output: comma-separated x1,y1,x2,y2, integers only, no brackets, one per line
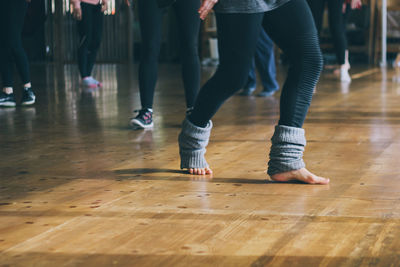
246,28,279,92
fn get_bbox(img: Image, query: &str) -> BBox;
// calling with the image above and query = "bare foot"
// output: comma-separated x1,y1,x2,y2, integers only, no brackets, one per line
188,167,213,175
270,168,329,185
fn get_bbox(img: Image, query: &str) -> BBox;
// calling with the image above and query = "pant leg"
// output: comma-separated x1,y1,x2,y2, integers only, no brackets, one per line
173,0,201,108
0,0,12,87
306,0,326,35
254,28,279,92
189,13,263,127
86,4,104,77
327,0,347,65
77,3,94,78
263,0,323,128
3,0,30,86
246,59,257,89
137,0,164,109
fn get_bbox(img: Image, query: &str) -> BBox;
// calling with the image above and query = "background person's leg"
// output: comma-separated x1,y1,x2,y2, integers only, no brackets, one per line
306,0,326,35
0,0,13,89
78,3,94,79
86,4,104,79
137,0,164,110
327,0,351,82
173,0,201,109
239,60,257,96
254,28,279,96
7,0,30,86
327,0,347,66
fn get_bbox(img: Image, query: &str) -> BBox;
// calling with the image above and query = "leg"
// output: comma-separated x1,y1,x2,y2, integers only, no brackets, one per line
327,0,347,65
0,1,17,106
7,0,31,86
77,3,94,79
189,13,263,127
180,13,263,175
239,59,257,96
263,0,329,184
306,0,326,36
137,0,163,109
327,0,351,82
254,28,279,94
86,4,104,78
173,0,201,108
0,0,13,89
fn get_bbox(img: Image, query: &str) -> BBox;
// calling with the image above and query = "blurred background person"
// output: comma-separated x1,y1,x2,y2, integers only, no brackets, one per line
126,0,201,129
71,0,108,88
0,0,35,107
307,0,362,82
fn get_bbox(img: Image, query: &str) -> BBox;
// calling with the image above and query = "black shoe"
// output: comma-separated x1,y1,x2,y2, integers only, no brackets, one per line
0,92,16,107
21,87,36,106
130,109,153,129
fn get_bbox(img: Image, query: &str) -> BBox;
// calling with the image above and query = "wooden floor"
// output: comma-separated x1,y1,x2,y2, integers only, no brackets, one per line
1,63,400,266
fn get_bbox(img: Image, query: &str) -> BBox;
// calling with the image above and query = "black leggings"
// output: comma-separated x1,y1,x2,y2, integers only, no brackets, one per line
0,0,30,88
138,0,201,109
307,0,347,65
189,0,322,128
77,3,104,78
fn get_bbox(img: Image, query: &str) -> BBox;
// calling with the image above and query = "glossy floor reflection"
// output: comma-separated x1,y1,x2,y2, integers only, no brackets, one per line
1,64,400,266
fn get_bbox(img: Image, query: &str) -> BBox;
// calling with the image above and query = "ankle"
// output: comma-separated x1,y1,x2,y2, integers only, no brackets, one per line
3,87,13,94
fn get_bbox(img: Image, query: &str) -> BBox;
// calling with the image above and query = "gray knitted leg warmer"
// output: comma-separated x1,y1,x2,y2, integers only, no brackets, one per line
179,118,213,169
267,125,306,176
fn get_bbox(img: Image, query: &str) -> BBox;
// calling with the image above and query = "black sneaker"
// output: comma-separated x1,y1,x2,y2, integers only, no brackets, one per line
21,87,36,106
0,92,16,107
130,109,153,129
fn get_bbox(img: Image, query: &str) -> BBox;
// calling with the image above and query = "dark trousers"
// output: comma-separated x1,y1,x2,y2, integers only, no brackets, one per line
77,3,104,78
246,28,279,92
137,0,201,109
0,0,30,88
307,0,347,65
189,0,323,128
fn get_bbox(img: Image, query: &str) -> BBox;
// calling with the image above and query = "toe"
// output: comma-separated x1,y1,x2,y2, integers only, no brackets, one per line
312,176,330,185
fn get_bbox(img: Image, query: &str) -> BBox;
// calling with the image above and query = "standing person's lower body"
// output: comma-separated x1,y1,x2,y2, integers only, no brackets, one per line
178,0,329,184
130,0,201,129
0,0,35,107
77,3,104,88
240,28,280,97
307,0,351,82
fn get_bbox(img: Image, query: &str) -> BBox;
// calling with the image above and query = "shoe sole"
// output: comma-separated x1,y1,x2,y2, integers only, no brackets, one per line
21,100,35,106
130,119,154,129
257,90,277,97
0,102,16,107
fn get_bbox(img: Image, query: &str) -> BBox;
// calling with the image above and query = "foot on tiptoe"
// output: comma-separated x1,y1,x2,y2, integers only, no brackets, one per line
188,167,213,175
270,168,329,185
